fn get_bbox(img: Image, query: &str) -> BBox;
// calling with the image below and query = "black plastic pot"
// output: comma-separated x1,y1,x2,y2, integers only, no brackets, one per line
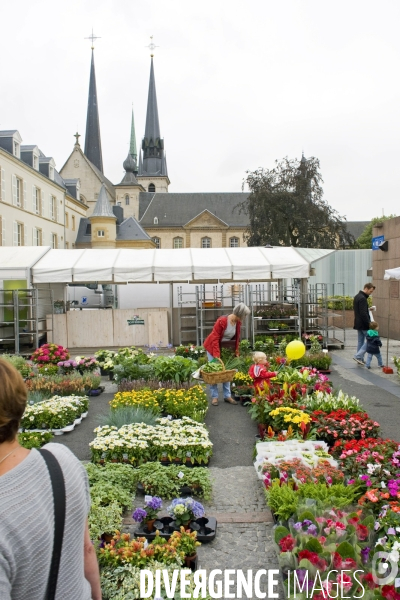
134,516,217,543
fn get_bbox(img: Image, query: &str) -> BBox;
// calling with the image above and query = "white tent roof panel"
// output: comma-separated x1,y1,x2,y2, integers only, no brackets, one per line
113,249,155,282
0,246,336,284
32,249,86,283
0,246,50,280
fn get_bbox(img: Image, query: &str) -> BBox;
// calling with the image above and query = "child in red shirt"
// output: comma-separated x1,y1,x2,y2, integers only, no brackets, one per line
248,352,277,392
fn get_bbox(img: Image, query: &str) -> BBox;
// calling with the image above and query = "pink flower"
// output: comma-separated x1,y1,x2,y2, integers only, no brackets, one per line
336,572,352,591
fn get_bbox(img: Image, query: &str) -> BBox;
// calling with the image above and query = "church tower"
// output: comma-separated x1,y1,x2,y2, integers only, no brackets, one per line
115,110,145,219
84,49,104,173
137,56,170,192
89,184,116,247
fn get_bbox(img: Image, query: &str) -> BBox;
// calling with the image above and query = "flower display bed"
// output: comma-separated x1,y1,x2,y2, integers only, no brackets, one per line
20,395,89,433
90,417,212,465
110,385,208,422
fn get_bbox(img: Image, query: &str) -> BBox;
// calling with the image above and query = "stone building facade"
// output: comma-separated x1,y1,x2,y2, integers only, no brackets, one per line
0,130,86,250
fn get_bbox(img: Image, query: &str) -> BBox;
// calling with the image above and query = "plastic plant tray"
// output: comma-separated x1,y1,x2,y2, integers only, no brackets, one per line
133,516,217,543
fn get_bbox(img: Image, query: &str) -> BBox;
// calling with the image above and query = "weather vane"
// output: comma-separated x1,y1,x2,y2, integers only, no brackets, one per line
145,35,159,57
85,28,101,50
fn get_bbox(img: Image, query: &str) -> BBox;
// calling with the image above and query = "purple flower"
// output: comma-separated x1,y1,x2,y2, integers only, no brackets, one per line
294,570,313,591
132,508,147,522
189,499,205,518
361,547,371,564
388,527,396,535
307,524,318,536
146,497,162,511
293,522,303,531
303,519,313,527
348,479,355,485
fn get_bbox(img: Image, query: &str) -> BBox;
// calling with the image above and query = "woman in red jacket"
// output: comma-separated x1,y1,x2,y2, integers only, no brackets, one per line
203,302,250,406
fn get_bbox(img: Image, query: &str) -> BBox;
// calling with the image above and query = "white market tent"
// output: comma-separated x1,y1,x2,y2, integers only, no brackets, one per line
31,247,335,283
0,246,336,284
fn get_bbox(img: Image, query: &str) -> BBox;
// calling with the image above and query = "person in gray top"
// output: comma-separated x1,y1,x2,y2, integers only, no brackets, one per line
0,358,102,600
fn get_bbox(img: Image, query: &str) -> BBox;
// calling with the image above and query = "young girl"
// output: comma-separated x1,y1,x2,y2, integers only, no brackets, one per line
248,352,277,391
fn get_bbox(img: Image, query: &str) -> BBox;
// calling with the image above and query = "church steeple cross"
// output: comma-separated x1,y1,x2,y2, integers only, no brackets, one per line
145,35,159,57
74,132,81,146
85,28,101,50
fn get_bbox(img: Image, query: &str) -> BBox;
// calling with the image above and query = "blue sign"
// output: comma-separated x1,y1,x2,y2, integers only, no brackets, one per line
81,296,88,305
372,235,385,250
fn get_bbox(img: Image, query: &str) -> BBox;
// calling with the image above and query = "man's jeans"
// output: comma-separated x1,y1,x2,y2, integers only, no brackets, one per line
355,330,368,360
206,351,231,399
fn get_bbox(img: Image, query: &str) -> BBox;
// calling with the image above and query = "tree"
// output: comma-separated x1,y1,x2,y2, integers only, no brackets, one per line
239,156,354,248
356,215,397,249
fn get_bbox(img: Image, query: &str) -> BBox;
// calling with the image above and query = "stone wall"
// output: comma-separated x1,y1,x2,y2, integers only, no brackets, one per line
372,216,400,339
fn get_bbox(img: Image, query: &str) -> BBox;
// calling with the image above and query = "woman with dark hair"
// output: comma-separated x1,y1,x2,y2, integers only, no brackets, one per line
0,358,101,600
203,302,250,406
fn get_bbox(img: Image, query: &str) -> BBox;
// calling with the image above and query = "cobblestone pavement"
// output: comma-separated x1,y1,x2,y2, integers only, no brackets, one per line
127,466,284,600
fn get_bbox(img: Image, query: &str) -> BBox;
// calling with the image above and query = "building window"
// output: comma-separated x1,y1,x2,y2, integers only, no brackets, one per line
52,233,57,249
148,183,156,192
65,241,69,249
33,228,42,246
173,236,184,249
33,155,38,170
65,212,69,228
0,216,4,246
50,196,56,220
154,216,158,224
16,177,22,207
49,166,54,180
13,222,24,246
152,236,161,249
125,194,130,205
229,236,240,247
85,223,92,235
72,215,76,231
201,236,211,248
14,141,20,158
97,230,105,237
33,187,41,215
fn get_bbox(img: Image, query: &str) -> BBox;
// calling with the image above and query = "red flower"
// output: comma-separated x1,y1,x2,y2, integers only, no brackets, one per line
279,534,296,552
356,524,369,541
298,550,327,571
382,586,400,600
362,572,378,590
333,552,357,570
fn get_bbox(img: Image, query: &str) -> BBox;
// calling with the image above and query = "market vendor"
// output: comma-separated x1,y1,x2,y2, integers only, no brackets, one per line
203,302,250,406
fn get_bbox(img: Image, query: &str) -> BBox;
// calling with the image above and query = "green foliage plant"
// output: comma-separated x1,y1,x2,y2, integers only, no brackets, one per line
88,500,123,541
18,431,53,449
1,354,32,378
99,407,159,429
152,355,198,384
356,215,397,249
135,462,212,499
89,481,133,509
85,463,138,493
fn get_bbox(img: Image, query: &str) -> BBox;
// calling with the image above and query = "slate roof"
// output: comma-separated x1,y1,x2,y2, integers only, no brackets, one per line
139,192,250,227
75,215,151,244
344,221,369,240
117,217,152,240
91,184,116,218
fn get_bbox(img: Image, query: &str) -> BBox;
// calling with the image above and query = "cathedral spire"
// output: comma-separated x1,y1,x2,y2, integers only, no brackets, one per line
130,108,137,162
84,49,104,173
139,56,164,176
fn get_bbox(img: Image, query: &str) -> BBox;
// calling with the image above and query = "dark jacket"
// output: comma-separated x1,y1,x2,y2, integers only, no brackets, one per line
366,330,382,355
353,291,370,331
203,315,241,358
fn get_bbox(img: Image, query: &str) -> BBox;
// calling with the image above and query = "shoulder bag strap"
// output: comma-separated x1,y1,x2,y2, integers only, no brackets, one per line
38,448,66,600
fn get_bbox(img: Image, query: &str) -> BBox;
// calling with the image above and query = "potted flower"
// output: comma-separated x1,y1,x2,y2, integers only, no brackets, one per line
132,496,163,532
175,526,201,567
53,300,65,314
167,497,205,527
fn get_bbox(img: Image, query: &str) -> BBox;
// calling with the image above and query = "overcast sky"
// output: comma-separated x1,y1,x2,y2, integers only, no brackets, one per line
1,0,399,221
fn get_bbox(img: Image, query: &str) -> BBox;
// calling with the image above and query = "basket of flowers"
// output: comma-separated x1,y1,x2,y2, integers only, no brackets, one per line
200,357,236,384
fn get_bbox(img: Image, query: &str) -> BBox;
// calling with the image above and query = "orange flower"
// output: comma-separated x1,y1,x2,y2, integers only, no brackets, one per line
365,489,379,502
